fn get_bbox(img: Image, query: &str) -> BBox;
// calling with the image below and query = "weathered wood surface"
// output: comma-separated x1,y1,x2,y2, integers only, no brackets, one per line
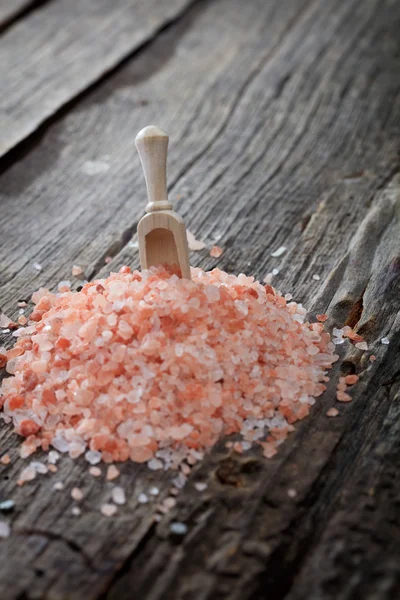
0,0,194,158
0,0,40,30
0,0,399,598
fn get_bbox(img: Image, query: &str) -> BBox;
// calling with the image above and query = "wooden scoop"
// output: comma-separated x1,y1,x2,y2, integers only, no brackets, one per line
135,126,191,279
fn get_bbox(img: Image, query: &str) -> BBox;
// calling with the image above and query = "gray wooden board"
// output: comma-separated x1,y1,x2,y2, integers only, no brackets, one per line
0,0,399,598
0,0,39,29
0,0,195,158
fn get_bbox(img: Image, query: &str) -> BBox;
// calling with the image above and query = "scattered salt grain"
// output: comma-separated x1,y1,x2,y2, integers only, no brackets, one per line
312,274,321,281
30,461,48,475
148,458,163,471
32,263,42,272
381,337,390,345
53,481,64,491
163,497,176,510
0,521,10,538
263,274,273,284
17,302,27,308
48,451,60,464
149,487,159,496
169,522,187,536
89,467,102,477
82,160,110,175
19,466,36,483
137,493,148,504
85,450,102,465
101,503,117,517
187,230,206,251
194,482,207,492
111,486,126,505
105,256,112,264
345,374,358,385
48,465,58,473
106,465,120,481
355,341,368,351
272,268,280,276
369,355,376,362
326,407,339,417
71,488,83,502
0,314,12,328
0,500,15,513
210,246,223,258
0,454,10,465
287,488,297,498
71,487,83,501
71,506,81,516
271,246,286,258
71,265,84,278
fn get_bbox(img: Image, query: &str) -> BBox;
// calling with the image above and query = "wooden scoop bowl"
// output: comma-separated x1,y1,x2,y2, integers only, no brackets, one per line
135,126,191,279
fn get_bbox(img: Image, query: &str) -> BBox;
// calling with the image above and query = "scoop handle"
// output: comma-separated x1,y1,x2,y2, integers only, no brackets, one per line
135,126,173,212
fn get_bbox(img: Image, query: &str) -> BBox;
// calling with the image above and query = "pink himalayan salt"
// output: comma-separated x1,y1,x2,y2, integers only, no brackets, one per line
326,407,339,417
345,374,358,385
101,503,117,517
187,230,206,251
106,465,120,481
71,487,83,501
369,355,376,362
89,466,102,477
72,265,84,278
0,454,10,465
0,266,339,468
210,246,223,258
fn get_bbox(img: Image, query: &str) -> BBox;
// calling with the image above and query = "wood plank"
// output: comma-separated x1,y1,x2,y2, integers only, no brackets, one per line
0,0,195,159
0,0,399,598
0,0,40,29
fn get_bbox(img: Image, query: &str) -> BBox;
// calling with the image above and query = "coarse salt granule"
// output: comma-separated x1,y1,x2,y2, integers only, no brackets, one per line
106,465,120,481
210,246,223,258
53,481,64,491
0,266,339,467
89,467,102,477
0,521,11,538
111,486,126,505
381,337,390,345
326,407,339,417
71,487,83,501
271,246,286,258
101,503,117,517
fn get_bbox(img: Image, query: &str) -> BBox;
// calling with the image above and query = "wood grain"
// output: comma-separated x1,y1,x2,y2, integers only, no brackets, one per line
0,0,399,598
0,0,195,159
0,0,42,29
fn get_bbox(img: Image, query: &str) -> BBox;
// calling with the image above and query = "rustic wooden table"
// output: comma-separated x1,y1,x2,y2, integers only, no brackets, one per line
0,0,399,598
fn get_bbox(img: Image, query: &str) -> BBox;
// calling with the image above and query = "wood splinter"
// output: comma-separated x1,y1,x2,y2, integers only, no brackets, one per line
136,126,191,278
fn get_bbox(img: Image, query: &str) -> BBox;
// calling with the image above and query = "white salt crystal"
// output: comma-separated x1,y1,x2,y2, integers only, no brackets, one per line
272,268,280,276
263,274,273,284
0,314,11,328
101,503,117,517
111,486,126,505
312,274,321,281
57,281,71,292
19,466,36,482
29,461,48,475
53,481,64,491
170,522,187,535
0,521,11,538
138,493,149,504
148,458,163,471
287,488,297,498
33,262,42,271
187,230,206,251
48,450,60,464
71,507,81,516
128,240,139,249
149,487,159,496
381,337,390,345
332,328,344,338
85,450,102,465
355,341,368,351
333,338,345,345
194,482,207,492
271,246,286,258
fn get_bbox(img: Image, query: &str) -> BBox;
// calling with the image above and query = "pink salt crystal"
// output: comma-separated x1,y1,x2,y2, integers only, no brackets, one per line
57,281,71,293
72,265,84,278
163,497,176,509
369,355,376,362
105,257,112,264
336,391,352,402
17,302,27,308
71,487,83,501
345,374,358,385
101,503,117,517
0,314,12,328
18,316,27,326
89,466,102,477
48,464,58,473
18,466,36,483
316,314,328,322
210,246,223,258
106,465,120,481
187,230,206,251
326,407,339,417
0,454,10,465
